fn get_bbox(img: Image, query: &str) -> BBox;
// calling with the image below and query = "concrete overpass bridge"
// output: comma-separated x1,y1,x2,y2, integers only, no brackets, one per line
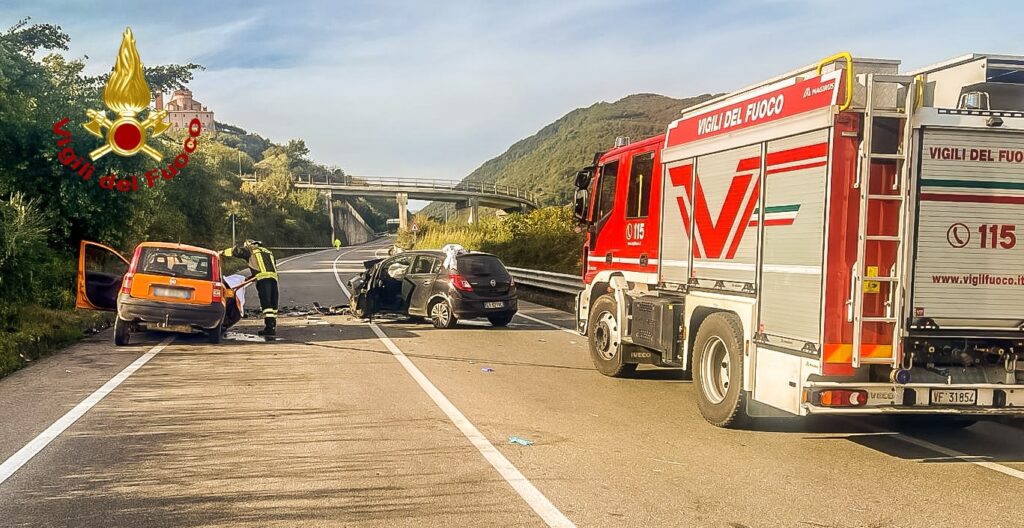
241,173,540,227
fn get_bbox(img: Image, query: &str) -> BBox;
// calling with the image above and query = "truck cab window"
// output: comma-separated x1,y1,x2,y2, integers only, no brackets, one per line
594,161,619,222
626,152,654,218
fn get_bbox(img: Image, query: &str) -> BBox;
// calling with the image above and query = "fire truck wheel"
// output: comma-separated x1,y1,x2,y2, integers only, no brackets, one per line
693,312,747,427
588,295,637,377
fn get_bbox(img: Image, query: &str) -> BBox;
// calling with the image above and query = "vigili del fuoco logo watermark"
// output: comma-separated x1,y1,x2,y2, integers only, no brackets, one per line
51,27,202,192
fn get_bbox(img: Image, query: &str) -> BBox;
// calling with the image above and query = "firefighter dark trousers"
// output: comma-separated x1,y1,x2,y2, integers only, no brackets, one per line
255,278,279,333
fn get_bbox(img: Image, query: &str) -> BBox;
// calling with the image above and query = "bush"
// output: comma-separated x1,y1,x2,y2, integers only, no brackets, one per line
0,304,111,378
410,206,584,274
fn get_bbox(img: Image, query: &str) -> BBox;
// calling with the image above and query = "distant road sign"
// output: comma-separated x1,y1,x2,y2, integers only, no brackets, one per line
386,218,400,226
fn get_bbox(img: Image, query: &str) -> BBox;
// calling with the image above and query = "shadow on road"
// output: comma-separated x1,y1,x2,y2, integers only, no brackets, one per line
1,329,529,527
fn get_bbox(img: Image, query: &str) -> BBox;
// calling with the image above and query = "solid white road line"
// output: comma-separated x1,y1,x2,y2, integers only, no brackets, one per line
515,312,578,336
241,249,334,296
327,245,575,526
884,429,1024,481
332,248,362,298
369,323,575,527
512,310,1024,483
0,336,175,486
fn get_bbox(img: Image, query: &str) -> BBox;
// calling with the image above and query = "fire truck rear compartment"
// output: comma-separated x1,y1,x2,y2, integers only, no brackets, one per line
879,337,1024,385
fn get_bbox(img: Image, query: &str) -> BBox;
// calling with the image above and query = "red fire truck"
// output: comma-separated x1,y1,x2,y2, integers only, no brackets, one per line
572,52,1024,427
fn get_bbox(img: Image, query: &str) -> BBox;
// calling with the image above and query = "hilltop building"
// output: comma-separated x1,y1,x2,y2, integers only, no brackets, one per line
153,89,216,133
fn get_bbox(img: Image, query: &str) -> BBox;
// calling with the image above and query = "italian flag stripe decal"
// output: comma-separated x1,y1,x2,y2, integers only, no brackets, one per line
921,178,1024,191
921,179,1024,204
748,204,800,227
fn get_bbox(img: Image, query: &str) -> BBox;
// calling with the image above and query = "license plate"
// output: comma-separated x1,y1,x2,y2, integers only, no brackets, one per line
484,301,505,309
153,286,191,300
930,389,977,406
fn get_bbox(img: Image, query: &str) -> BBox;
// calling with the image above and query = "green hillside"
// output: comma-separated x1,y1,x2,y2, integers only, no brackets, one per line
423,92,715,217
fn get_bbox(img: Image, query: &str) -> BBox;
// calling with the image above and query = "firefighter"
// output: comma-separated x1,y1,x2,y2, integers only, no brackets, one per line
221,240,279,336
333,238,342,251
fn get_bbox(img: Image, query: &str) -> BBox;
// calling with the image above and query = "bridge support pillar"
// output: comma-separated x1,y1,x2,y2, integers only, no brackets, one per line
455,197,480,224
396,192,409,230
326,191,336,243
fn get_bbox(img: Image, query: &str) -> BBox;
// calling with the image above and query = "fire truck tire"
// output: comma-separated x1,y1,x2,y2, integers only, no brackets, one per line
693,312,747,427
113,317,131,346
588,295,637,377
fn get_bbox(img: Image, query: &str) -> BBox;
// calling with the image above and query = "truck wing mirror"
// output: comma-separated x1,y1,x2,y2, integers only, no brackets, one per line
574,168,593,190
573,188,590,223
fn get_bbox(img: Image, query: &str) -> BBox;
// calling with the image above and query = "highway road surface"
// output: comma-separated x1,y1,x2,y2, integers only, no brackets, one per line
2,238,1023,527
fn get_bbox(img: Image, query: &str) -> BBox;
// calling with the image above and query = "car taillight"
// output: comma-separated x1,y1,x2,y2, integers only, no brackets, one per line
817,389,868,407
128,247,142,273
212,283,223,303
121,273,134,295
449,272,473,292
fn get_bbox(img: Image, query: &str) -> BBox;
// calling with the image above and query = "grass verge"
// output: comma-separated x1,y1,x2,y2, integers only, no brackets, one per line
0,305,113,378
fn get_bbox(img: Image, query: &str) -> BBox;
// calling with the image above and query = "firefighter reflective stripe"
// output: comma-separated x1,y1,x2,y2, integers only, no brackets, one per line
262,308,278,318
252,248,278,280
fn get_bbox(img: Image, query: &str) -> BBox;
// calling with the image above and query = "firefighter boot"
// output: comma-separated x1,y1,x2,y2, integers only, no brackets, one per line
257,318,276,337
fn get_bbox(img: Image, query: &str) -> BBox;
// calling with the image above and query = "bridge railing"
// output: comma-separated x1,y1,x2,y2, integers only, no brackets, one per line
242,172,539,205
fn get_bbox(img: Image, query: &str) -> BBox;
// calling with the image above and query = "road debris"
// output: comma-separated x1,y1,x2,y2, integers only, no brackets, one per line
224,332,266,342
245,302,349,319
481,367,494,373
508,436,534,446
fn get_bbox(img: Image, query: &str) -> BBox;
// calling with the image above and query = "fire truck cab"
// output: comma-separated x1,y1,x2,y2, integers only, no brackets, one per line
573,52,1024,427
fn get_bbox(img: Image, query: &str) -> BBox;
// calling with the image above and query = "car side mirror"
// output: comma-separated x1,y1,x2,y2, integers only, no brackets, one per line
573,188,590,224
574,168,593,190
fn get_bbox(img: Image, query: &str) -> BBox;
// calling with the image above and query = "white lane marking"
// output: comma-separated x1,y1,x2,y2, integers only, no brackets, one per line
331,240,392,299
515,312,578,336
514,309,1024,482
326,249,574,526
0,336,175,486
332,248,360,298
242,249,333,296
278,268,363,274
369,323,575,527
885,429,1024,481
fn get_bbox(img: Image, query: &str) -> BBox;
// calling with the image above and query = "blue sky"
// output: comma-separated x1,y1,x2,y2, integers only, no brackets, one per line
4,0,1024,188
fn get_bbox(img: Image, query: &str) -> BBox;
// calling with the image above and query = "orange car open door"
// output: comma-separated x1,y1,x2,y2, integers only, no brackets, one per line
76,240,129,311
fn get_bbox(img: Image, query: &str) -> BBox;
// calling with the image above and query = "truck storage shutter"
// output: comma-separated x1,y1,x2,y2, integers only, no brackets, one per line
689,143,762,290
911,128,1024,329
658,158,694,286
758,129,830,345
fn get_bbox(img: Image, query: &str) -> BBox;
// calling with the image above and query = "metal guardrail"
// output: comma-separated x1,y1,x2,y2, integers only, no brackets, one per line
507,267,583,295
241,173,540,205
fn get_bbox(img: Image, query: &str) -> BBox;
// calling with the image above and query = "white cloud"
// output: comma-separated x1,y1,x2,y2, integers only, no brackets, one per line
7,0,1024,188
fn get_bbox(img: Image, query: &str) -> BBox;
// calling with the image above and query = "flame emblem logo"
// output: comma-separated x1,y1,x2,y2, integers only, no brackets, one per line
82,27,170,161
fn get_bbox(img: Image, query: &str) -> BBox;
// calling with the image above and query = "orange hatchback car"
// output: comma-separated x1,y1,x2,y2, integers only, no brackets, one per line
77,241,243,345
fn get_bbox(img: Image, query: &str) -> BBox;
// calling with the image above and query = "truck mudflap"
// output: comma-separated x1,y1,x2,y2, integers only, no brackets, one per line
801,381,1024,415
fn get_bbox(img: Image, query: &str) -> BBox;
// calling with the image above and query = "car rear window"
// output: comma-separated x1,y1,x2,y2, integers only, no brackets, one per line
456,255,508,277
138,248,213,280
